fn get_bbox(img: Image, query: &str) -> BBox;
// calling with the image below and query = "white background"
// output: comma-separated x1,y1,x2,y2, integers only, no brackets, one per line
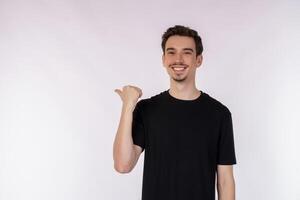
0,0,299,199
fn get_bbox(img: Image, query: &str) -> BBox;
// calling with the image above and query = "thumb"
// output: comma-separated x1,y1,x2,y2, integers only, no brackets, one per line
114,89,122,97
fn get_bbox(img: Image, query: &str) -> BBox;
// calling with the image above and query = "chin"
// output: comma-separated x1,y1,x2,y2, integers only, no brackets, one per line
171,76,187,82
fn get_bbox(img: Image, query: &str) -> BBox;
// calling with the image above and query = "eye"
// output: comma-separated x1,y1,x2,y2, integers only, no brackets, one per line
167,52,175,55
184,51,192,55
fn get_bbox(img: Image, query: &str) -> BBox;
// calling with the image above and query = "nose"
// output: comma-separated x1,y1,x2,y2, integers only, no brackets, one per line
175,52,183,62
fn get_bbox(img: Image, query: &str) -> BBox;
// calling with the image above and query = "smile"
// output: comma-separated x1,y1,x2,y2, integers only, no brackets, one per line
171,66,187,72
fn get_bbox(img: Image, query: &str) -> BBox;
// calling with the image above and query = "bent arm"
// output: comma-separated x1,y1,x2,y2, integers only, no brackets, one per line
113,103,142,173
217,165,236,200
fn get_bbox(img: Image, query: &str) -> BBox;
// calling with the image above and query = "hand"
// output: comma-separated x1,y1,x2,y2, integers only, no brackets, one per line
114,85,143,107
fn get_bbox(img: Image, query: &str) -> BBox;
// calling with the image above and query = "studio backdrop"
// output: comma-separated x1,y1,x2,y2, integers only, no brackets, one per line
0,0,299,200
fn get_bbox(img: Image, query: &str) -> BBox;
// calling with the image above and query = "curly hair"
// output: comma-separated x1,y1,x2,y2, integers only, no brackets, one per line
161,25,203,56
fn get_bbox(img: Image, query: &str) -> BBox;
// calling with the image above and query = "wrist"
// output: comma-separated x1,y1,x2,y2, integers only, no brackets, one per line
122,102,136,113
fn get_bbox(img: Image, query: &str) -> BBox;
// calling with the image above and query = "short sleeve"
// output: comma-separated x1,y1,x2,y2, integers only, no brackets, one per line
132,100,145,152
217,108,237,165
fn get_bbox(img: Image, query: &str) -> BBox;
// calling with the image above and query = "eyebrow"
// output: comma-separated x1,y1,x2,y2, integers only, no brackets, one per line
166,47,194,52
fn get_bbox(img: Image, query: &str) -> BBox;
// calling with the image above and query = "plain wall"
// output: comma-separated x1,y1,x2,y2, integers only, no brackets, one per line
0,0,299,199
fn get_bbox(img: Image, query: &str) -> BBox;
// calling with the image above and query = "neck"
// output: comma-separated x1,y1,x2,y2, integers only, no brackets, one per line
168,78,201,100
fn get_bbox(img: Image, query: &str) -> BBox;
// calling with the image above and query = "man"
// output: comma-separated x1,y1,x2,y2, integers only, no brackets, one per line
113,25,237,200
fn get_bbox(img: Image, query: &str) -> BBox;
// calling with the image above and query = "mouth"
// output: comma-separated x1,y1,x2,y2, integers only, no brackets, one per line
171,66,187,73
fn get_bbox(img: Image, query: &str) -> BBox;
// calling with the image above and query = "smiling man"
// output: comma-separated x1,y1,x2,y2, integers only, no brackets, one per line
113,25,237,200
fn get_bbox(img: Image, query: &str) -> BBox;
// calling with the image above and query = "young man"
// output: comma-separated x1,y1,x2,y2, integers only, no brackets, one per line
113,25,237,200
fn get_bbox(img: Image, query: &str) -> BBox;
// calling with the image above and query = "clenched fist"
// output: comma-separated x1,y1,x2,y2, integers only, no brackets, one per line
114,85,143,108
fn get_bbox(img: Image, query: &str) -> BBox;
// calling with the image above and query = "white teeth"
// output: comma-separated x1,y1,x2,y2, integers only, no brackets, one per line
173,67,185,71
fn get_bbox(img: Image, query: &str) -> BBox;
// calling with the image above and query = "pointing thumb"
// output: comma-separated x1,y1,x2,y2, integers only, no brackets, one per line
114,89,122,96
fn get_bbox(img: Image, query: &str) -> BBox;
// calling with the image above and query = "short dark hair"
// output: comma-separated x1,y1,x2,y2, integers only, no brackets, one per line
161,25,203,56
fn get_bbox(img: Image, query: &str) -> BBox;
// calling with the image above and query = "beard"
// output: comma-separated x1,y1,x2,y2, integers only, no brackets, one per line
171,74,187,82
169,63,189,82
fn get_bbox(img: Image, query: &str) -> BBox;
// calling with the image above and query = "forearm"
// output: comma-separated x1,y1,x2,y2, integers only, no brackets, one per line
113,103,136,172
217,177,235,200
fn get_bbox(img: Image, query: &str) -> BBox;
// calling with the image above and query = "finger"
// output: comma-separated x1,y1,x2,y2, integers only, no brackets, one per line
138,88,143,95
132,87,142,97
131,86,141,92
128,85,136,89
138,90,143,98
114,89,122,96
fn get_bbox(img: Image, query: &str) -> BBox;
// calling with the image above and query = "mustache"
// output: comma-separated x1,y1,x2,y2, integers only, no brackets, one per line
170,63,188,67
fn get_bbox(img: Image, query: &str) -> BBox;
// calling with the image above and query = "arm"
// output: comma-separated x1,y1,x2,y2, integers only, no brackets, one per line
113,86,143,173
217,165,236,200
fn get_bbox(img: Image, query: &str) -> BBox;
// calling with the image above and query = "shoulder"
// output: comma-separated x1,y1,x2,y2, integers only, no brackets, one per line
136,90,166,106
203,92,232,117
134,90,167,113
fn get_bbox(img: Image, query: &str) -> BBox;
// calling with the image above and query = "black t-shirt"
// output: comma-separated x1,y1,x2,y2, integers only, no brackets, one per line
132,89,237,200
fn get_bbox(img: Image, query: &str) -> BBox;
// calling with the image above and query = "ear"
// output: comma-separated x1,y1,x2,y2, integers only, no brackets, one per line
162,54,166,68
196,54,203,68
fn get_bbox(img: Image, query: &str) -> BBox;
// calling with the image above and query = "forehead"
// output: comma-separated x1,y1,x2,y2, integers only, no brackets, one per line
165,35,196,50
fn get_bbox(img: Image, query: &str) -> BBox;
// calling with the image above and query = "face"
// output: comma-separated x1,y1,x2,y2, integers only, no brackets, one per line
162,35,202,82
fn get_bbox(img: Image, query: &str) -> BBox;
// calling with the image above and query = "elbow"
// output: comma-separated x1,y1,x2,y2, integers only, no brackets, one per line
114,162,133,174
113,146,137,174
217,176,235,189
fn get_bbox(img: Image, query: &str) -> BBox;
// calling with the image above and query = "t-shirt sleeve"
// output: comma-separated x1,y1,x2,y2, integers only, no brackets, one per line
132,100,145,152
217,108,237,165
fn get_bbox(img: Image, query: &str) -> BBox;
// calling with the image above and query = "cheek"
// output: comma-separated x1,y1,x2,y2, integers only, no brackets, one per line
165,56,176,63
164,60,172,67
188,59,197,66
